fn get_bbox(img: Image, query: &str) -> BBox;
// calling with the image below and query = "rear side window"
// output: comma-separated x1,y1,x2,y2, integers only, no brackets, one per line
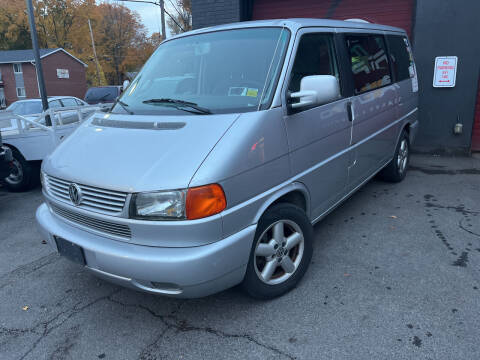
386,35,413,82
288,33,339,94
346,35,391,94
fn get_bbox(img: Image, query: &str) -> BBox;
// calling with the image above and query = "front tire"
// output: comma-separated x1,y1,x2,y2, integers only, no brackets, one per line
379,130,410,183
242,203,313,299
4,148,33,192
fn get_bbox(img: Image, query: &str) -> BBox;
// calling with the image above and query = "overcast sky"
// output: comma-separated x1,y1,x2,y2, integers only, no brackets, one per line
104,0,175,36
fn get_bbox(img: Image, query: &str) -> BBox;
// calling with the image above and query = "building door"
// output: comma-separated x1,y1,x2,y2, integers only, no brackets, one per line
252,0,415,37
472,80,480,151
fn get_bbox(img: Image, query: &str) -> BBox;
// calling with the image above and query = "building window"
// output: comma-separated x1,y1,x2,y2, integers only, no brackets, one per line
16,87,26,97
13,63,23,74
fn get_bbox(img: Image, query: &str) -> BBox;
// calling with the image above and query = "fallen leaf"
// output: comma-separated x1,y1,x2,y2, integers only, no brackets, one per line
344,273,351,277
390,215,397,219
22,306,29,311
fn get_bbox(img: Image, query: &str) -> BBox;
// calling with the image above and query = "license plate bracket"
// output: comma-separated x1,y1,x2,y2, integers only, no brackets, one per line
54,236,86,265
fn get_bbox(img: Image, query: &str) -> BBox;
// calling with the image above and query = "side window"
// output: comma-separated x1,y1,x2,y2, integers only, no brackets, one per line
75,99,85,106
61,98,77,107
49,100,62,109
288,33,339,95
386,35,413,82
346,35,391,94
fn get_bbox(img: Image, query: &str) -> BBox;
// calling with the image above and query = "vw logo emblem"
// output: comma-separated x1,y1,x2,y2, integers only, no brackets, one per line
68,183,82,206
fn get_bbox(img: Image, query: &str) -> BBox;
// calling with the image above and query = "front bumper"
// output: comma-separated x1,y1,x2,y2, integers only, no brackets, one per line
0,145,13,179
36,203,256,298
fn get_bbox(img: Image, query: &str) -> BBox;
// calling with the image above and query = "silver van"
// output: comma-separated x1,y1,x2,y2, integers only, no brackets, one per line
36,19,418,299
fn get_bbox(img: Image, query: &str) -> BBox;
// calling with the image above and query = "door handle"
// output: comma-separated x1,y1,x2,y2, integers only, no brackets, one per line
346,101,354,122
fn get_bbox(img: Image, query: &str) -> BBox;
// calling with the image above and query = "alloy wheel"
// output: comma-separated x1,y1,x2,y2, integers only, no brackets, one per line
397,138,408,174
6,158,23,185
254,219,305,285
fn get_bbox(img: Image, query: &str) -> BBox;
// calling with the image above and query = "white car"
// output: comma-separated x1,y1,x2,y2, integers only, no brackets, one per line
0,96,98,191
1,96,89,130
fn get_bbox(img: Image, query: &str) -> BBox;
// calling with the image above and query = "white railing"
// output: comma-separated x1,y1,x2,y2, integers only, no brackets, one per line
0,104,103,145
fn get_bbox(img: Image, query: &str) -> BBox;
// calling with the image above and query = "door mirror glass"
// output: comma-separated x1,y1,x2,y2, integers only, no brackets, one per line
289,75,340,109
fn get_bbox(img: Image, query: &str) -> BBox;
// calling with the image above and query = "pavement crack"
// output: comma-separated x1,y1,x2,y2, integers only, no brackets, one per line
0,325,39,339
106,297,296,360
459,218,480,238
18,288,122,360
0,253,60,291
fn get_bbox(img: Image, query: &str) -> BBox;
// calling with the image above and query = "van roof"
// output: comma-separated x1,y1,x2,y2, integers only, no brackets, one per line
170,18,406,40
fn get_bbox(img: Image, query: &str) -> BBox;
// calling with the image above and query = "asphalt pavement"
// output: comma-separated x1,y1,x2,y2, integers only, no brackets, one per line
1,154,479,360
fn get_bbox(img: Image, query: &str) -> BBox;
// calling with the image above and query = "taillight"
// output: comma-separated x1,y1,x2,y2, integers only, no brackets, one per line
186,184,226,220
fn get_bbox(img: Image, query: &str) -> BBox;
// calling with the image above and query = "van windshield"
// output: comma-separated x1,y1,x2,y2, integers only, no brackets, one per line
113,27,290,115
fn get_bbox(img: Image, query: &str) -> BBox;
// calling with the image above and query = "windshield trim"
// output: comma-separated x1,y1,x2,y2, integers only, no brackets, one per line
160,25,291,48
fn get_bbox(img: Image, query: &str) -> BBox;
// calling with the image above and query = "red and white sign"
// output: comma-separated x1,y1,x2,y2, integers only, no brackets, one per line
433,56,457,87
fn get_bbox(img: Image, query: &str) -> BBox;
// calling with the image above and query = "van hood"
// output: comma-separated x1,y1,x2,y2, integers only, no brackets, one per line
43,112,240,192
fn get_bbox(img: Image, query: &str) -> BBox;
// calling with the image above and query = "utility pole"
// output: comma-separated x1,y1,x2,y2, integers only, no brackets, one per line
88,19,101,86
25,0,51,126
115,0,186,37
160,0,166,40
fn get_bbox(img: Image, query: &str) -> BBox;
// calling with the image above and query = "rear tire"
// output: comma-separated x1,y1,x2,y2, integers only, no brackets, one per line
379,130,410,183
242,203,313,299
4,148,33,192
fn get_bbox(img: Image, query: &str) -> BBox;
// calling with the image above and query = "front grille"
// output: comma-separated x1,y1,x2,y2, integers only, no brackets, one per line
50,203,131,239
45,175,128,215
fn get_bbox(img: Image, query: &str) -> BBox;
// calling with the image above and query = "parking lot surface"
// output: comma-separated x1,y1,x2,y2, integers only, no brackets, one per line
1,154,479,360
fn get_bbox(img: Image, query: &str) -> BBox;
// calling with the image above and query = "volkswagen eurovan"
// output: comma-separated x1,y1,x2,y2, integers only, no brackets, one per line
37,19,418,299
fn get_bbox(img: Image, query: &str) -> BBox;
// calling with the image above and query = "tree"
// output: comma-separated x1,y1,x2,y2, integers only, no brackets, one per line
34,0,78,49
167,0,192,35
0,0,161,86
0,0,31,50
96,3,147,84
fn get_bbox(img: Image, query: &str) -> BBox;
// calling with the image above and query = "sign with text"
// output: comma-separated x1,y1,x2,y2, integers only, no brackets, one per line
56,69,69,79
433,56,457,87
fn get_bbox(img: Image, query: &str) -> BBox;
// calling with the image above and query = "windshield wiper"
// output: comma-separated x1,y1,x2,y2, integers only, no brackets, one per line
142,98,212,115
112,98,133,115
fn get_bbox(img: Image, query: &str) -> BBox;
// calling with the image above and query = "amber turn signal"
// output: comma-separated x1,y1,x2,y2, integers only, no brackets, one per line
186,184,227,220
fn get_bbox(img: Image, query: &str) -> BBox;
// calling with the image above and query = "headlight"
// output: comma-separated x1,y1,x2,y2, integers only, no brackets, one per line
131,190,187,220
130,184,227,221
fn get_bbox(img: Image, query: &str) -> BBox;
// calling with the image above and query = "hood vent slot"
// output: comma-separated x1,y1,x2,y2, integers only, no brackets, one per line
92,118,186,130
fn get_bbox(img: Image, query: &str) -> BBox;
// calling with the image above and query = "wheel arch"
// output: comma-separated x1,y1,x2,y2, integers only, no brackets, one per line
2,142,22,156
253,182,311,224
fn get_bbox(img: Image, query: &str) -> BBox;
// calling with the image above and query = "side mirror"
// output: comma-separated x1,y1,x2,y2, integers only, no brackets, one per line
289,75,340,110
122,79,130,91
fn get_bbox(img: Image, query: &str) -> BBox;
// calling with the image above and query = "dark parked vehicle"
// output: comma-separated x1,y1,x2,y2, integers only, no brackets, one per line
84,86,121,105
0,132,13,180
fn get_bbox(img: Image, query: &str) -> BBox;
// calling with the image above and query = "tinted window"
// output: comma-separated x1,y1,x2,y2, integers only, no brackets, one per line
386,35,413,82
288,33,339,93
346,35,391,94
61,98,77,107
84,87,118,104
